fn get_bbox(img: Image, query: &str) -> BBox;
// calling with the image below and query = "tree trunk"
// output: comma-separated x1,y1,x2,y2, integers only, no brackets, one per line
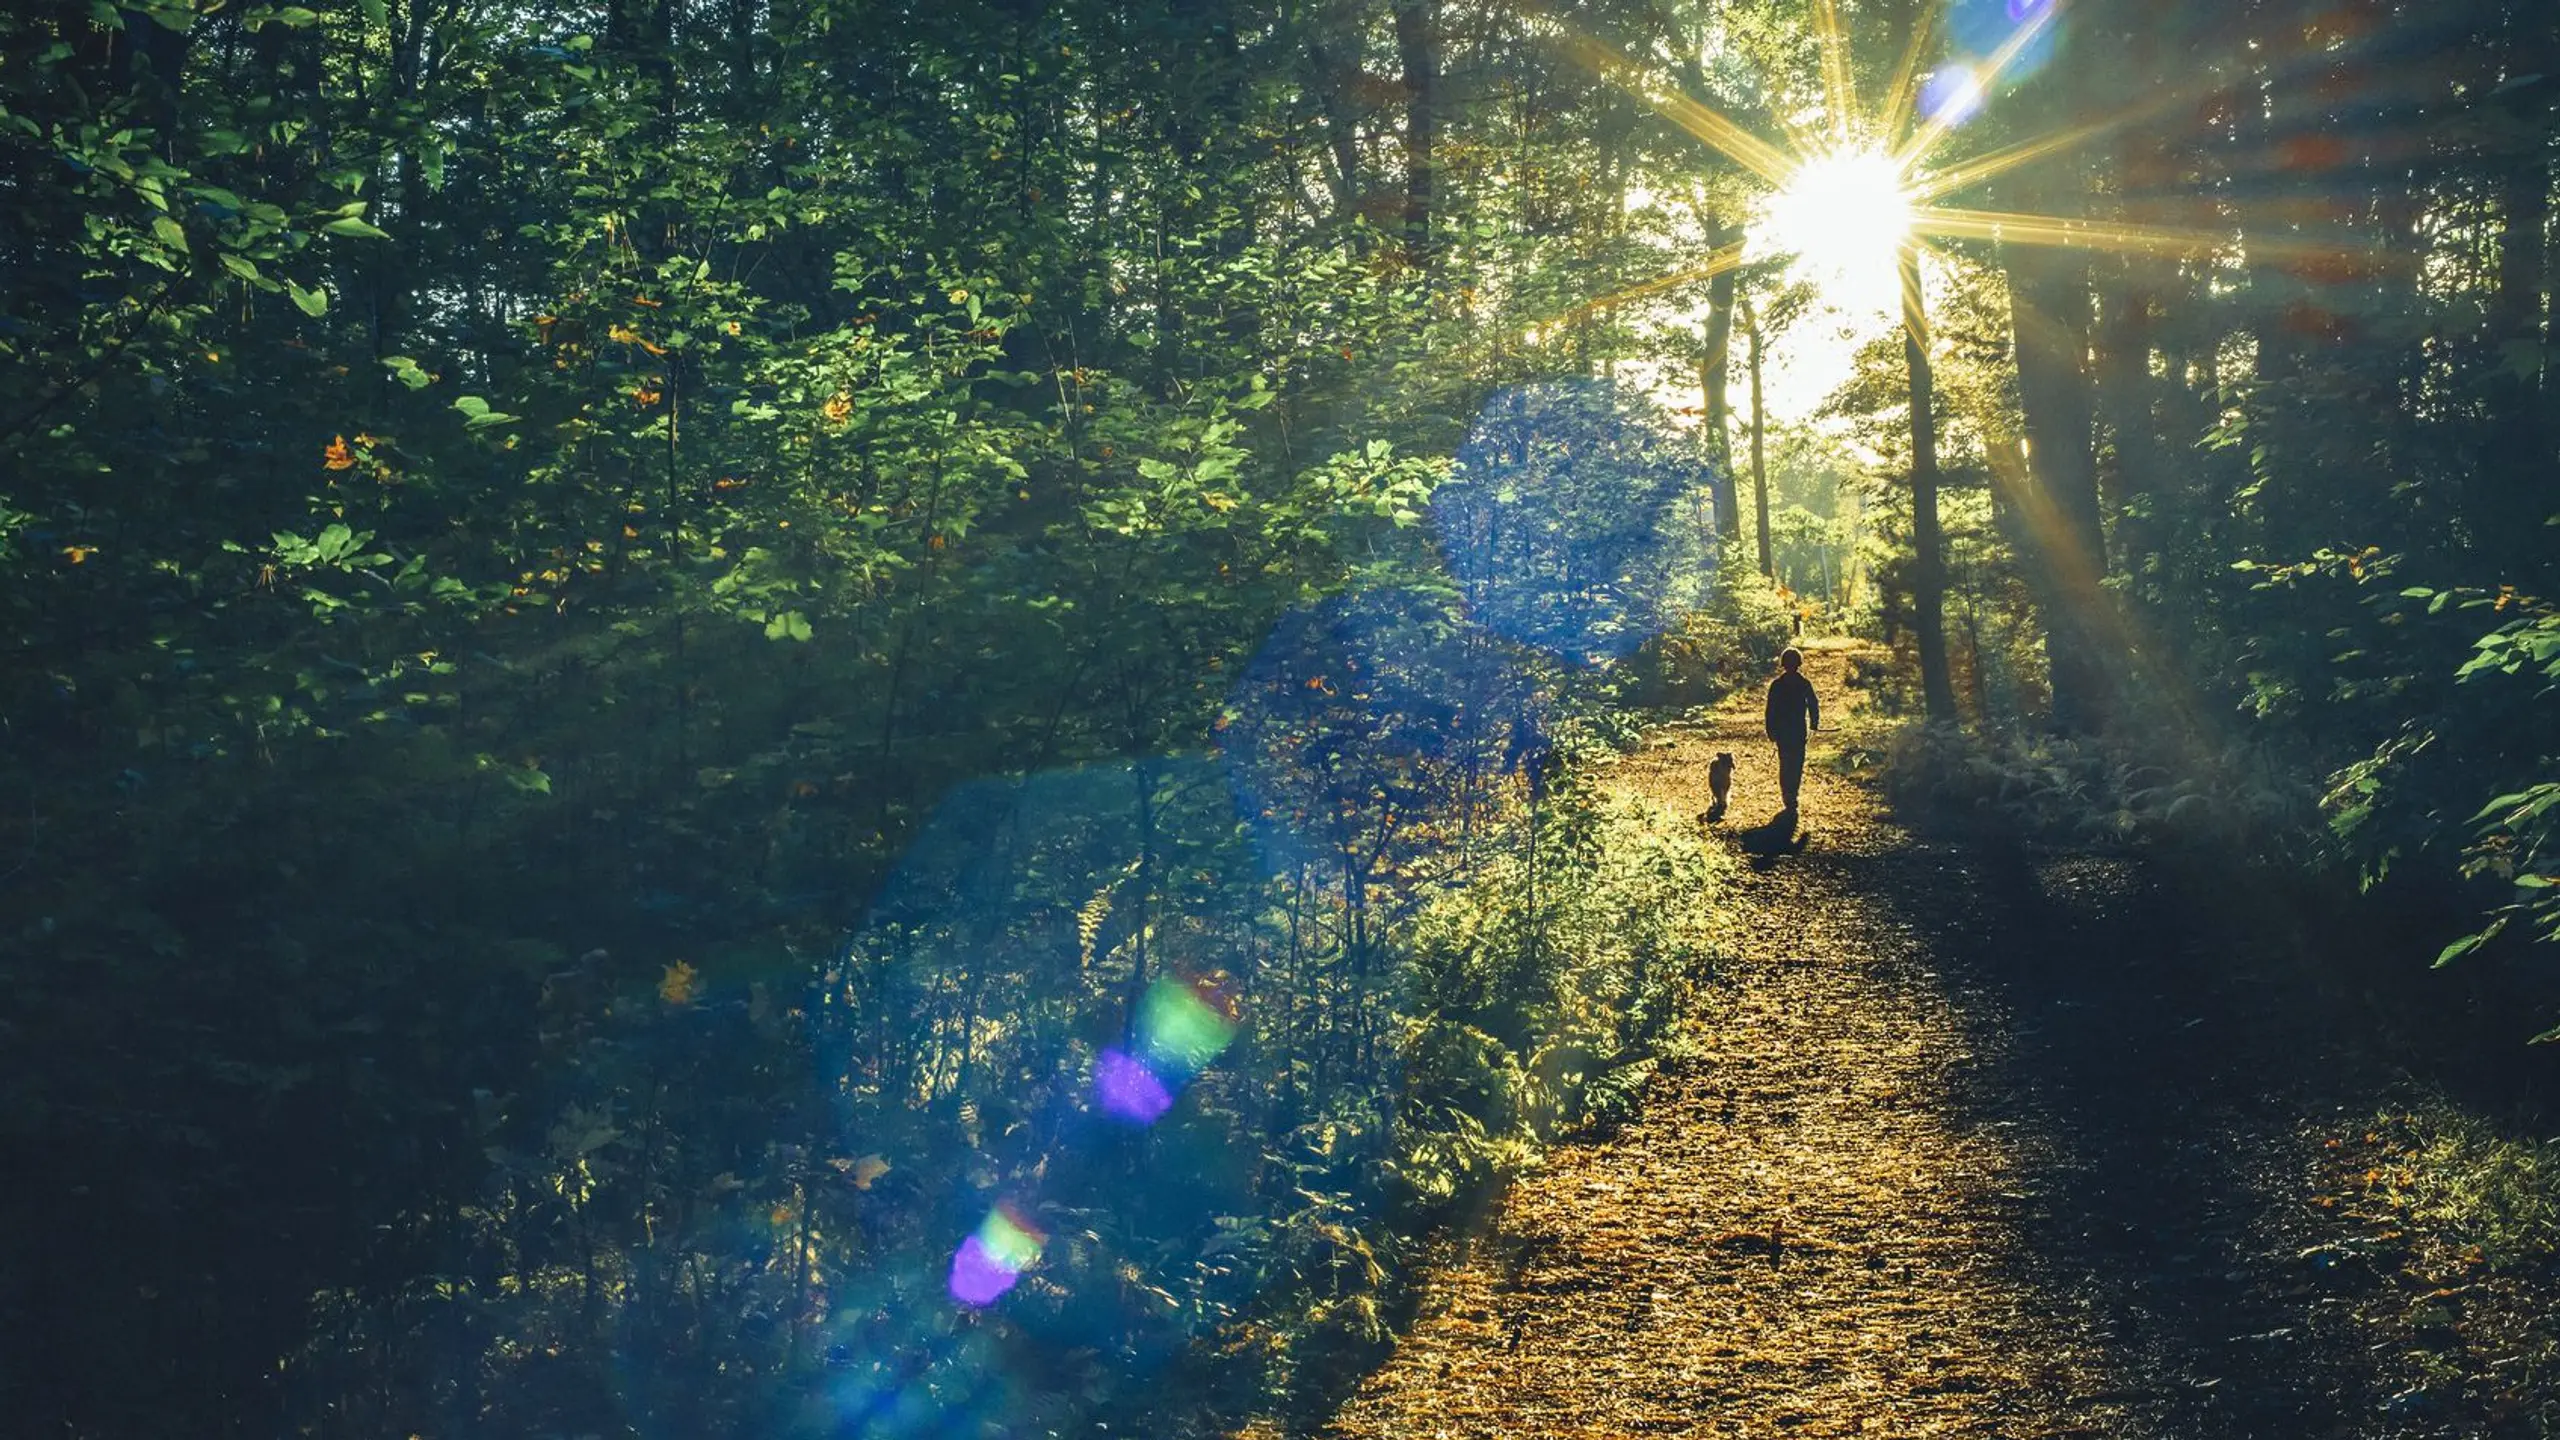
1394,0,1438,263
2005,242,2111,731
1701,224,1739,541
1901,244,1957,722
1307,29,1364,215
1746,299,1773,578
2483,17,2556,582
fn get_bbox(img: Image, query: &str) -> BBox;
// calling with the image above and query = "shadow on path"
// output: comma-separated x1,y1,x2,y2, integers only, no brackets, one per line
1307,645,2501,1439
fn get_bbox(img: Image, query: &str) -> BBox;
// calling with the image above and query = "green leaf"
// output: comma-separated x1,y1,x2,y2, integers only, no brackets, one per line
359,0,386,26
323,216,392,240
451,394,518,429
764,610,813,642
383,355,433,389
2433,933,2485,968
219,252,264,284
287,280,328,317
151,215,189,253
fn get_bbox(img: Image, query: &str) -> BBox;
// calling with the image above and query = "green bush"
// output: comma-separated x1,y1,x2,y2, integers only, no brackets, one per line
1618,569,1798,710
1877,719,2319,862
1387,784,1724,1218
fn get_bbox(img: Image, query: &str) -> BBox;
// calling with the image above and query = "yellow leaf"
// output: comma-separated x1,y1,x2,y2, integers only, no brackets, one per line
62,545,94,565
322,435,356,470
658,961,699,1006
822,392,853,424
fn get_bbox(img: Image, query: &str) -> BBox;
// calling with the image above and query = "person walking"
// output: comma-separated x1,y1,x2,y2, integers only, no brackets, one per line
1764,647,1821,813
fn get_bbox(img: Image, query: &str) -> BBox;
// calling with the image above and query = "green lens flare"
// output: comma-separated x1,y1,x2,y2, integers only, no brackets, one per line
1136,977,1238,1075
977,1205,1044,1272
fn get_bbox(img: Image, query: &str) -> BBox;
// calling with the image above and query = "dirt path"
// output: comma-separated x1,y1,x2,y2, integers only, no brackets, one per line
1318,643,2422,1438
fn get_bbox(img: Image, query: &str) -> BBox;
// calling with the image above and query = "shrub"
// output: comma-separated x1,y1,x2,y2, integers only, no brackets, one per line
1617,569,1797,710
1878,719,2320,862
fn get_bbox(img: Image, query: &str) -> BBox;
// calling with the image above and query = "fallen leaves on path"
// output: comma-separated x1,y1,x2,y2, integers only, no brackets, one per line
1317,644,2429,1439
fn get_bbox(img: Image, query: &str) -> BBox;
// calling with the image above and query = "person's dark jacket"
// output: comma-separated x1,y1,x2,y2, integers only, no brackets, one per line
1765,670,1819,743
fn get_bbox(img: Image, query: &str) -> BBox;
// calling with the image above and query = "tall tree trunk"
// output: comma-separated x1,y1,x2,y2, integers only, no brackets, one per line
1701,223,1739,541
1901,243,1957,722
1394,0,1438,263
1745,298,1772,578
1307,28,1364,216
2006,242,2111,731
2484,16,2556,582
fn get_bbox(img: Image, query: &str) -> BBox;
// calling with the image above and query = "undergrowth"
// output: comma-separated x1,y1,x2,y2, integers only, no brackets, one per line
2331,1104,2560,1433
1614,570,1798,711
1170,777,1731,1431
1857,696,2323,868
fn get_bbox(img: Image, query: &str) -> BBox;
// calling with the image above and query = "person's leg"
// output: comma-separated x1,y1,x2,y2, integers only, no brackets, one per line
1777,740,1805,810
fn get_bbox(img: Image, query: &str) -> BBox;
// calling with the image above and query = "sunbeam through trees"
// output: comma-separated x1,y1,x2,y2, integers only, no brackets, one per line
4,0,2560,1435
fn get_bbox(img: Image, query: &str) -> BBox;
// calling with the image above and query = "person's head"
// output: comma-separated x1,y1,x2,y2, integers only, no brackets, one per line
1780,647,1803,673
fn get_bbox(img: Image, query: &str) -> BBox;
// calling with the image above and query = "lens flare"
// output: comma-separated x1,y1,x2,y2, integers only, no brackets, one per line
1091,976,1240,1126
1093,1046,1175,1124
948,1203,1045,1307
1921,66,1987,127
1136,975,1240,1081
1760,148,1914,315
1436,379,1715,664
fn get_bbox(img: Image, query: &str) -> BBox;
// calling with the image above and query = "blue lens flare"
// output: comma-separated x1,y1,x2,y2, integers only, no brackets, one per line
1220,587,1548,881
1950,0,2057,90
1436,377,1715,665
1922,66,1987,126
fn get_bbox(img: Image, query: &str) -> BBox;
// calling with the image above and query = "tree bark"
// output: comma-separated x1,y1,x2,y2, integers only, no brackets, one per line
2483,12,2556,582
2006,242,2111,731
1745,298,1773,578
1901,244,1957,722
1701,223,1740,542
1394,0,1439,263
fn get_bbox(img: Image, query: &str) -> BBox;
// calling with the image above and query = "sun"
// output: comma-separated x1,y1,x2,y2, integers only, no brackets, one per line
1758,147,1914,315
1543,0,2380,418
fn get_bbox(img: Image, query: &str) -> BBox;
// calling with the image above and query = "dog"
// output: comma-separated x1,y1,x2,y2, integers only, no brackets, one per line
1705,751,1734,822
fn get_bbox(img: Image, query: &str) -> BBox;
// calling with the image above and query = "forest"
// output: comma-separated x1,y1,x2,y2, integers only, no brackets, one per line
2,0,2557,1435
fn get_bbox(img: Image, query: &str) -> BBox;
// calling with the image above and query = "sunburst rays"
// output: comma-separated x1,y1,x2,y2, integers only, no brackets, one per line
1809,0,1859,145
1876,8,1944,153
1525,240,1753,334
1890,1,2059,170
1527,0,2392,340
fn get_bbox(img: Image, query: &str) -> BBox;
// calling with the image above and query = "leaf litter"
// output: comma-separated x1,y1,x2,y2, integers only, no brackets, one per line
1311,643,2546,1439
